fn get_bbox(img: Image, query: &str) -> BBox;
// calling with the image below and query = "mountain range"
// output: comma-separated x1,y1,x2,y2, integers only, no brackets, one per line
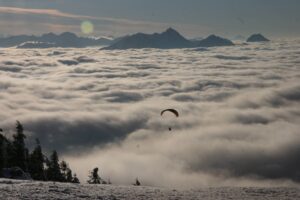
0,28,269,49
0,32,112,48
102,28,234,50
103,28,192,50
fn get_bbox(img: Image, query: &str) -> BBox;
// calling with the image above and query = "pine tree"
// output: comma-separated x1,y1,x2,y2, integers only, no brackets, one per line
60,160,68,182
1,124,78,183
46,151,64,182
5,139,15,168
28,139,45,180
12,121,28,171
134,178,141,186
87,167,101,184
0,133,7,176
72,173,80,183
66,168,73,182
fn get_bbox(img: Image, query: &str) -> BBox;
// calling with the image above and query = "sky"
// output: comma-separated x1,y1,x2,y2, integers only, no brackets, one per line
0,0,300,38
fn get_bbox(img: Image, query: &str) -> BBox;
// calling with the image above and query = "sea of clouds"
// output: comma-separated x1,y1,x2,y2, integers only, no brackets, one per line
0,40,300,188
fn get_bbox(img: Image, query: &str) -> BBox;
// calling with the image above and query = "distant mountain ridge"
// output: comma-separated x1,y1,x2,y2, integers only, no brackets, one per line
1,29,259,49
195,35,234,47
102,28,193,50
0,32,112,48
17,42,57,49
247,34,270,42
102,28,234,50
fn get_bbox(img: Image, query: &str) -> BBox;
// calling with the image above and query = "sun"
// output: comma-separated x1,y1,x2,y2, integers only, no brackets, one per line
81,21,94,34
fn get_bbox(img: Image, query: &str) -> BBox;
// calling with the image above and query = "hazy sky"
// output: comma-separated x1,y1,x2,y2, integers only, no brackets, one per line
0,0,300,38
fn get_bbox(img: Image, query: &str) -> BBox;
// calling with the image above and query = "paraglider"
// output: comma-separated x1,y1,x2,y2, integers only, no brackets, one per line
160,109,179,117
161,109,179,131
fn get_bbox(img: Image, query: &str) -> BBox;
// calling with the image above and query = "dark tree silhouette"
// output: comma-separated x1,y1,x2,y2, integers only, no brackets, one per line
0,122,78,182
60,160,74,182
134,178,141,186
0,133,8,176
66,168,73,182
72,173,80,183
28,139,45,180
87,167,101,184
60,160,68,182
0,129,15,170
12,121,28,171
46,150,64,182
5,139,15,168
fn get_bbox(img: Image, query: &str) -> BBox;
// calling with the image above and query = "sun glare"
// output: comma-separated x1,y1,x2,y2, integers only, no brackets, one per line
81,21,94,34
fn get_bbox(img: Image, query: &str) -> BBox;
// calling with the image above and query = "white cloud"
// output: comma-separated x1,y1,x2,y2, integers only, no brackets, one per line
0,40,300,187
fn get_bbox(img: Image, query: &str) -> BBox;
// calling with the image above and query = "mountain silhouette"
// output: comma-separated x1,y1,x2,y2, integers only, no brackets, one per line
102,28,234,50
196,35,234,47
0,32,112,48
247,34,270,42
102,28,193,50
0,35,37,48
17,42,57,49
0,29,235,49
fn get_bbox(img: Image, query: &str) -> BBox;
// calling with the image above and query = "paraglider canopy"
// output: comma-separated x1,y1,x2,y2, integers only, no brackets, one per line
161,109,179,131
160,109,179,117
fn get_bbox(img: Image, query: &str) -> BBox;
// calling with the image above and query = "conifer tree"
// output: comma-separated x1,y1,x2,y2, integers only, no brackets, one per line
28,139,45,180
87,167,101,184
0,133,7,176
12,121,28,171
72,173,80,183
60,160,68,182
46,150,64,182
1,124,78,182
5,139,15,168
66,168,73,182
135,178,141,186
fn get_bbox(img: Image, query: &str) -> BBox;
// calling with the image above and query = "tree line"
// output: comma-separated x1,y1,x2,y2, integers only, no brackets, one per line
0,121,79,183
1,121,141,186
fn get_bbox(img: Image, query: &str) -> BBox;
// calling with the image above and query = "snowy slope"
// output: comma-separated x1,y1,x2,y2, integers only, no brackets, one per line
1,179,300,200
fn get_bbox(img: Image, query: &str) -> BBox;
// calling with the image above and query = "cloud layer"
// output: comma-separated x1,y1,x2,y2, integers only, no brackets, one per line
0,40,300,187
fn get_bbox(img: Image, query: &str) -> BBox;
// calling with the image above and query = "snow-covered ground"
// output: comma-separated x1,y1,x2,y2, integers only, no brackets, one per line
1,179,300,200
